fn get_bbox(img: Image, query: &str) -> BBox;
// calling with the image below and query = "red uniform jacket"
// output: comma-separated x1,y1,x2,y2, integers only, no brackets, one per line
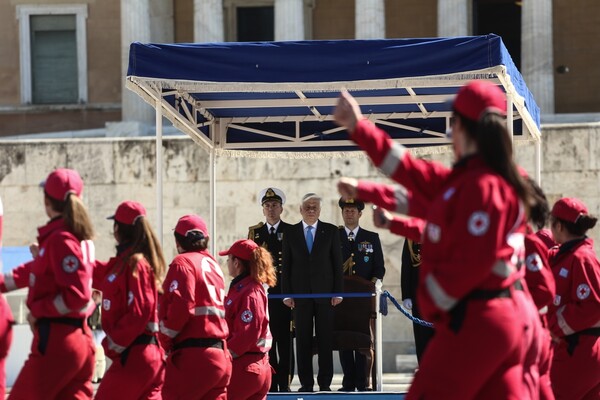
93,250,159,355
547,237,600,337
352,119,526,323
523,232,556,312
0,218,94,319
224,274,272,358
159,250,228,350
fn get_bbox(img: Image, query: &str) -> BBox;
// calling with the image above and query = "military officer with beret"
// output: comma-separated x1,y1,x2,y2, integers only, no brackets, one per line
337,197,385,392
248,187,294,392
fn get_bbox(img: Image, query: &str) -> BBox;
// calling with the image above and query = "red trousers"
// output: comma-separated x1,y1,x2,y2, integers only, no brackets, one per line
9,322,95,400
406,296,528,400
162,346,232,400
95,342,164,400
228,353,271,400
551,335,600,400
538,331,555,400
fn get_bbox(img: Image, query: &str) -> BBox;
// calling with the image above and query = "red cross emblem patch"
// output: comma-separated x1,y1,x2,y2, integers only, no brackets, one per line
62,255,79,273
468,211,490,236
576,283,591,300
526,253,543,272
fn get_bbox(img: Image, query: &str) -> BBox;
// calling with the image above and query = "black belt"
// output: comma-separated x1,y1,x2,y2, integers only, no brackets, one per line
173,337,223,351
565,327,600,356
37,317,85,328
36,317,86,355
120,334,159,365
468,281,524,301
449,281,524,333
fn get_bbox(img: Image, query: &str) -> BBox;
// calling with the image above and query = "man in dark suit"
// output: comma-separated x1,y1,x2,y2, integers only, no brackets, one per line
248,187,294,392
337,197,385,391
282,192,343,392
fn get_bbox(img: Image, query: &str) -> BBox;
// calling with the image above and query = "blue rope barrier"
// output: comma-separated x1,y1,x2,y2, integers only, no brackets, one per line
381,290,434,328
268,292,375,299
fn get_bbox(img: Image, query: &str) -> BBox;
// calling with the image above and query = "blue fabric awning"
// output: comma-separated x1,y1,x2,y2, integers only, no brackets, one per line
126,34,540,153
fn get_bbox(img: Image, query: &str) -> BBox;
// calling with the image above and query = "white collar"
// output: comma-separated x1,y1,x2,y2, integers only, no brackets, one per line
302,220,318,230
344,226,359,236
267,221,281,231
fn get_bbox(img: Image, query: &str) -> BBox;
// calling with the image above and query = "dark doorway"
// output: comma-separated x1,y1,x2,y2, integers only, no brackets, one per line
473,0,521,69
237,6,274,41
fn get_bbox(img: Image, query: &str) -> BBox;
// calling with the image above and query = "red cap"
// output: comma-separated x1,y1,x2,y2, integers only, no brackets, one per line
175,214,208,238
551,197,588,223
42,168,83,201
453,80,507,122
108,201,146,225
218,239,258,261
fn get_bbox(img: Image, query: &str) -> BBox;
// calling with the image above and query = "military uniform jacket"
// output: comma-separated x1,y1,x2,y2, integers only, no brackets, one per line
248,221,291,294
339,226,385,281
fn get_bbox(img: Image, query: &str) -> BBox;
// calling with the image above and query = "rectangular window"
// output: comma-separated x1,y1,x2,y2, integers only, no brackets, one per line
30,15,78,104
17,5,88,105
237,6,274,41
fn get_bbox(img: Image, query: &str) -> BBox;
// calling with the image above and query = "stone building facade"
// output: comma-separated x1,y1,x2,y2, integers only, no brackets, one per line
0,0,599,137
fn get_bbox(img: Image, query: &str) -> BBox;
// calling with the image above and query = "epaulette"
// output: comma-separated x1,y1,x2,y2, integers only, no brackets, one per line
248,222,265,230
247,221,265,240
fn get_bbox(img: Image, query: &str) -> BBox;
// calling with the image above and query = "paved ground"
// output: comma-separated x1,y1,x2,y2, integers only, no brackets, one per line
4,372,413,398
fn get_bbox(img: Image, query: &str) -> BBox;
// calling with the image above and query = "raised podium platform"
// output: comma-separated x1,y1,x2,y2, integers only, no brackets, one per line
268,392,405,399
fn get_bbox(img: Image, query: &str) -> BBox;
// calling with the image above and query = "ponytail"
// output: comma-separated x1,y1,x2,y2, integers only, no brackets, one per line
458,112,535,214
46,192,95,240
237,247,276,287
117,217,166,287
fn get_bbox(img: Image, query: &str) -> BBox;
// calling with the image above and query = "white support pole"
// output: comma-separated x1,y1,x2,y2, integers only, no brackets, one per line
155,98,164,245
208,122,219,255
375,279,383,391
507,96,514,145
535,139,542,184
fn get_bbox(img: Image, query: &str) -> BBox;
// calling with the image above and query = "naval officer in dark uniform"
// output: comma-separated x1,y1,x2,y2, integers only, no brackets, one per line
248,187,294,392
337,197,385,391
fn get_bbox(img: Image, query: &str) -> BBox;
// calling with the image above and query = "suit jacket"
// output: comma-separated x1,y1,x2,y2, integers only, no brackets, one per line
248,221,292,294
282,220,343,304
339,226,385,281
401,239,421,301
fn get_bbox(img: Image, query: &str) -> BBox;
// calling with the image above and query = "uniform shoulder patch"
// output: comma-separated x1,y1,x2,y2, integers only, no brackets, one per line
62,255,80,273
467,211,490,236
577,283,591,300
241,309,253,323
525,253,543,272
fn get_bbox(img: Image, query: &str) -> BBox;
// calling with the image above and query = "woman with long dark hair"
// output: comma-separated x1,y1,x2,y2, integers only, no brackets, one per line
547,197,600,399
335,80,536,399
220,239,276,399
93,201,166,399
0,168,96,399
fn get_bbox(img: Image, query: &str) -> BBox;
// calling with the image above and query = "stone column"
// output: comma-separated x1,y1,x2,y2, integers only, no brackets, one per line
437,0,469,37
356,0,385,39
121,0,154,131
275,0,305,41
194,0,224,42
521,0,554,114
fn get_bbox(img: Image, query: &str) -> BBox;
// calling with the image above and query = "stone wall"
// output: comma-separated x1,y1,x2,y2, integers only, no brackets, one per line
1,121,598,372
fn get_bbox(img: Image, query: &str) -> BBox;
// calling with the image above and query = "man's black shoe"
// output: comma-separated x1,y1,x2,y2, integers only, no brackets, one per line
298,386,314,392
319,387,331,391
338,386,355,392
280,387,291,392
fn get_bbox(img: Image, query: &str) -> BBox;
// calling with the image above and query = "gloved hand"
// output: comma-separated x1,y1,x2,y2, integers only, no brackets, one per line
402,298,413,310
